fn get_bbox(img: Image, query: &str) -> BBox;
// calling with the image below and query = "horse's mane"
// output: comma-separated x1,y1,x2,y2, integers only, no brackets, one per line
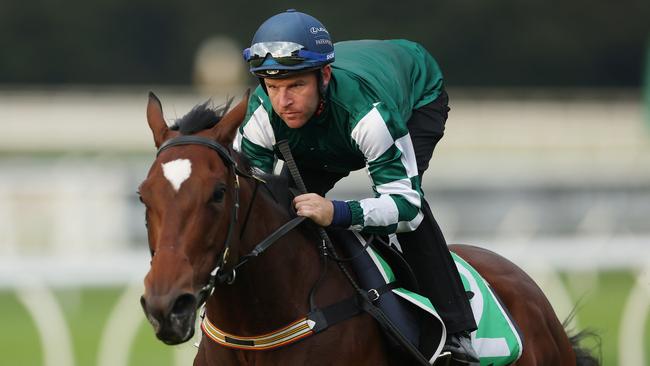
171,98,295,216
170,98,234,135
227,149,294,217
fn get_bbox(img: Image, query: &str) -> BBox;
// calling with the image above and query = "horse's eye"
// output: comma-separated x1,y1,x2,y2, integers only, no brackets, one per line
212,187,226,203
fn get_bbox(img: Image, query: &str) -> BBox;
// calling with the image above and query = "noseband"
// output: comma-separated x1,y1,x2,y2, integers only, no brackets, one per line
157,135,253,305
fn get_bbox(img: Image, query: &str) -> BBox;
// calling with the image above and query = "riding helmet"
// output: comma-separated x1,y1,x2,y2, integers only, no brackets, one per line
243,9,335,78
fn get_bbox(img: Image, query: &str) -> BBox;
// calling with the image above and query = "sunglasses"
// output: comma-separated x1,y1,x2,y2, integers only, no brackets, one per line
243,41,332,68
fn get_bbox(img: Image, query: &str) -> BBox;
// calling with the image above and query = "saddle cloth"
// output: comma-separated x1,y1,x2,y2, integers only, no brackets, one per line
338,231,523,365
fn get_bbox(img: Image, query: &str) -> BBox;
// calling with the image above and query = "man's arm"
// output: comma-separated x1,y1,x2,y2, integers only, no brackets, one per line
285,104,422,235
344,103,424,235
234,89,276,174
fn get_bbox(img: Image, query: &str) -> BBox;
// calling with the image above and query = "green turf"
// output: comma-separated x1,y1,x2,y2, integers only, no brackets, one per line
562,271,636,365
0,270,648,365
580,271,649,365
56,287,122,366
129,320,175,366
0,291,42,365
0,286,181,366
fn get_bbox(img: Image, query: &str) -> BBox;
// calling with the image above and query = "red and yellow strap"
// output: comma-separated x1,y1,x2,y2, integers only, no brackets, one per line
200,315,316,351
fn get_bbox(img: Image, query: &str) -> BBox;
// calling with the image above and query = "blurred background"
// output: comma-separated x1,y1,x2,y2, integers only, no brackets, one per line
1,1,649,365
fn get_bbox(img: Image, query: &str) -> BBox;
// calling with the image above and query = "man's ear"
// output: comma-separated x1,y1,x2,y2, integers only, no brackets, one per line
212,89,251,145
146,92,169,148
321,65,332,89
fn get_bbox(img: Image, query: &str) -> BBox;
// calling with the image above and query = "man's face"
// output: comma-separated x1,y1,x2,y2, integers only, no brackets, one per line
264,70,323,129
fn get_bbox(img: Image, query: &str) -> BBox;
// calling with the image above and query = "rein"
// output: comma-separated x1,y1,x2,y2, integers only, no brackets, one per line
276,140,431,365
156,136,307,306
156,136,429,365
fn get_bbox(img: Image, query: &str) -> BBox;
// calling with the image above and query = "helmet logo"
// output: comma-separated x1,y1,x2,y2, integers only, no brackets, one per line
315,39,332,46
309,26,329,34
265,69,280,75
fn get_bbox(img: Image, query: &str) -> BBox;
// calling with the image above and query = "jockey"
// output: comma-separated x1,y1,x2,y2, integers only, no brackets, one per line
236,9,479,364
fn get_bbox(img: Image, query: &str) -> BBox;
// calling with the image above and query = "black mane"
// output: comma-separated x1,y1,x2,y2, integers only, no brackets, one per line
167,98,294,214
170,98,233,135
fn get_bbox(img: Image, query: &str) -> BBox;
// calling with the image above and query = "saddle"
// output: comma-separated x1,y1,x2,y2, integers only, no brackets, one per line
326,228,444,360
367,234,420,293
251,144,521,365
326,230,525,366
256,172,436,360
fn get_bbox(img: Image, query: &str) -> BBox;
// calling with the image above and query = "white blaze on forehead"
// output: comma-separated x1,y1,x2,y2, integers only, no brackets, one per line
162,159,192,192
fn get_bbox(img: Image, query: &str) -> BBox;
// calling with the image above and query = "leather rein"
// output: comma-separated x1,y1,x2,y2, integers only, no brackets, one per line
155,136,428,365
156,135,303,308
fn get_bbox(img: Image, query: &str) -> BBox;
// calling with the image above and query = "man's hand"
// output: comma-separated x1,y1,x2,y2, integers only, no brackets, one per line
293,193,334,226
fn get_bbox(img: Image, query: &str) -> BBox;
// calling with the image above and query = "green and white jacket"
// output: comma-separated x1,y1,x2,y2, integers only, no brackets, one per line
235,39,445,235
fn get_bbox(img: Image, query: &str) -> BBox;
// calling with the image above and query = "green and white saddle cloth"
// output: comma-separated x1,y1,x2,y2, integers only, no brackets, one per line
365,242,523,365
452,253,523,365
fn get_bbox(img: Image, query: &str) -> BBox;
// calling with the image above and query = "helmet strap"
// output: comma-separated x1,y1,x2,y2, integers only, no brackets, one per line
314,68,327,116
315,97,326,117
317,68,327,96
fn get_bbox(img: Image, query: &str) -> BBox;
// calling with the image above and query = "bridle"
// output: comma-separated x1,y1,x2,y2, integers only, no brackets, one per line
154,136,427,363
155,135,373,307
156,135,255,306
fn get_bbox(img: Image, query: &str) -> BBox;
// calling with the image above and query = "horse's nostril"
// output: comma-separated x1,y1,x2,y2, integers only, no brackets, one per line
171,293,197,316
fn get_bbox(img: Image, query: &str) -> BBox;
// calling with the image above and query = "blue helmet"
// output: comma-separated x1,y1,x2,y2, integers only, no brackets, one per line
243,9,335,78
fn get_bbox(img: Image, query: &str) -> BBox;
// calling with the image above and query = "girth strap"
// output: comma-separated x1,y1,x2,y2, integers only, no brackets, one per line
200,282,399,351
306,293,363,334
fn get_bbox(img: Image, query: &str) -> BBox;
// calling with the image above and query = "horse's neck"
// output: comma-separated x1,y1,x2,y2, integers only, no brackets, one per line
205,182,324,333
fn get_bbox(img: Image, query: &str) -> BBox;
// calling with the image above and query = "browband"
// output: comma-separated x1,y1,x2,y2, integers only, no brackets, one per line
157,135,251,178
157,135,236,166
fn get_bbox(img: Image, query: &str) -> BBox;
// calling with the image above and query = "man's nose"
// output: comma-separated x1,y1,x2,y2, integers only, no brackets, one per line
278,89,292,107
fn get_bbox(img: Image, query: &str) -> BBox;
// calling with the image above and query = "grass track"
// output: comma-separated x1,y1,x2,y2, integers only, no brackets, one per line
1,270,648,365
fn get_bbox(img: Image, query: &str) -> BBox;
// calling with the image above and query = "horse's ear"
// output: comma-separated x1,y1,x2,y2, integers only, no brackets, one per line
147,92,169,148
212,89,250,145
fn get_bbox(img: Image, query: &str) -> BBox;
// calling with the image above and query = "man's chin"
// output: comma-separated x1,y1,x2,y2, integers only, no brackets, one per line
283,115,308,128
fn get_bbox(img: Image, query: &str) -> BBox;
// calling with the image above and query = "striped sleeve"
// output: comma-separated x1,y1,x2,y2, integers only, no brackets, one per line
348,102,423,235
234,90,276,174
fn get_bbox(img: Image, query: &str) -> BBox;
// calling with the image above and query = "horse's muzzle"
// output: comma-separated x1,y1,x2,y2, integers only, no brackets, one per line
140,292,198,345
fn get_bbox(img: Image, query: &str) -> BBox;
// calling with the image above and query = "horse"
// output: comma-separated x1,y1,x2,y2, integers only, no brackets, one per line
138,92,599,366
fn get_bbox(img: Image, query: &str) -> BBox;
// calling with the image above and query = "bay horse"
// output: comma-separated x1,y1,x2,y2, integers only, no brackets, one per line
138,92,599,365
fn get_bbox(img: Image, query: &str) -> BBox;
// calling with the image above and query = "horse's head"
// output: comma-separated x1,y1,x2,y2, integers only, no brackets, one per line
139,91,249,345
